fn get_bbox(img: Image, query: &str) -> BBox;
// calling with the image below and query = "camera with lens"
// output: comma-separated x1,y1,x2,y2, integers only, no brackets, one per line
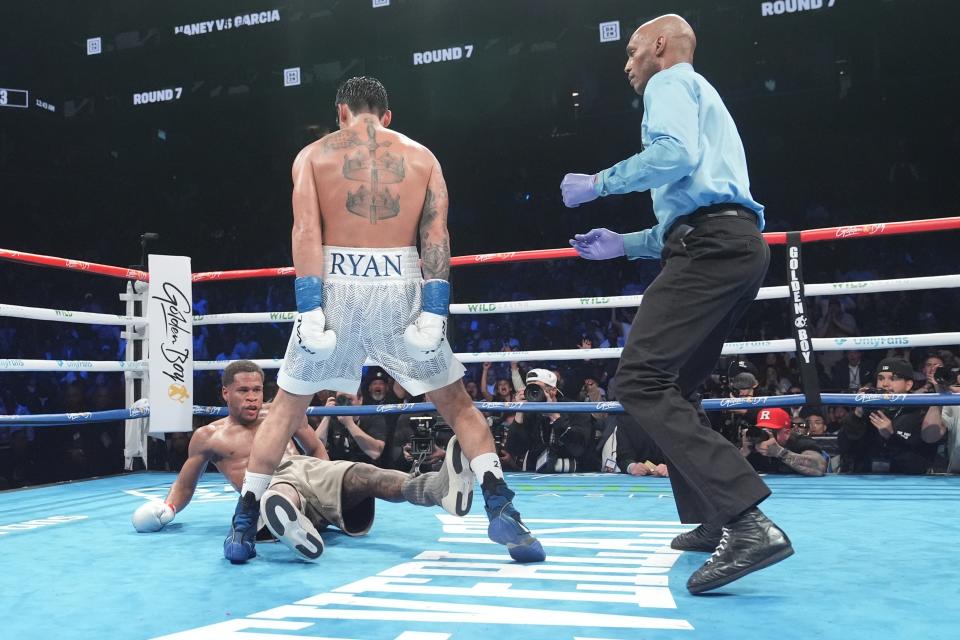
524,382,547,403
744,425,772,444
409,416,435,455
933,365,960,388
490,420,508,454
335,394,352,406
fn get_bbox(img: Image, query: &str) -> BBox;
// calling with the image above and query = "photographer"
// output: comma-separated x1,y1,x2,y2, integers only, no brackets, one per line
920,362,960,473
505,369,595,472
393,412,450,473
739,408,827,476
837,358,935,474
315,393,387,464
713,369,761,443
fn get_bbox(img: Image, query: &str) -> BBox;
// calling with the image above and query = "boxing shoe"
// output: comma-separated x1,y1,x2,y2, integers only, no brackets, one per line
671,523,723,552
261,488,324,561
438,435,474,516
686,507,793,594
223,492,260,564
482,474,546,563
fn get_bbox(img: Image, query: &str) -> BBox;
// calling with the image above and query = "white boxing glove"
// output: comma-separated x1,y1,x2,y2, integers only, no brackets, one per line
132,501,176,532
294,308,337,361
404,311,447,361
293,275,336,361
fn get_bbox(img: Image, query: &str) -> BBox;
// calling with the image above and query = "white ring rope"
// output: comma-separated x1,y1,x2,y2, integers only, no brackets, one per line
4,274,959,327
191,273,960,324
0,303,144,326
4,330,960,372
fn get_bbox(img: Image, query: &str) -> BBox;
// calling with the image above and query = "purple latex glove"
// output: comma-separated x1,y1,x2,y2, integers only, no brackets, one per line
569,228,625,260
560,173,600,208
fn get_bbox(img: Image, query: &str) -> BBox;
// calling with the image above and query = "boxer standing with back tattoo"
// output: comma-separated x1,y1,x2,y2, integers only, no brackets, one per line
224,77,544,565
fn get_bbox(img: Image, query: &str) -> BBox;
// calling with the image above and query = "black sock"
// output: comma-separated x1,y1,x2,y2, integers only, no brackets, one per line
481,471,505,495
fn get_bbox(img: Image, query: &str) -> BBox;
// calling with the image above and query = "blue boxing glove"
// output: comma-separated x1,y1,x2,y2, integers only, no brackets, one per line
293,276,337,361
404,279,449,361
569,228,625,260
560,173,601,208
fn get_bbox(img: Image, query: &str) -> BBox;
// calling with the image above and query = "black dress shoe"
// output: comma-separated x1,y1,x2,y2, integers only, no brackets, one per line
671,524,723,552
686,507,793,594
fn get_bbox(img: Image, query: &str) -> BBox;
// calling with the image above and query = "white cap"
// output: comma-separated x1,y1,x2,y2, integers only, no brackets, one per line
525,368,558,388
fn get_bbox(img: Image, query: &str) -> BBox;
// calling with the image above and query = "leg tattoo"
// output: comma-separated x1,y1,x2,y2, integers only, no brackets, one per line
342,463,406,508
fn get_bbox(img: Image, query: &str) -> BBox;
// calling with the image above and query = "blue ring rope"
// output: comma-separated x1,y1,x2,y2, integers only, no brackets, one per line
2,393,959,426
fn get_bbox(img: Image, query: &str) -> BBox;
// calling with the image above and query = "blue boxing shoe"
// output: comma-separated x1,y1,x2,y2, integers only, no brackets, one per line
482,473,546,563
223,491,259,564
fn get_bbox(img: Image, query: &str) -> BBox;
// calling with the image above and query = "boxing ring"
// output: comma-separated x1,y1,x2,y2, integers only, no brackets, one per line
2,216,960,640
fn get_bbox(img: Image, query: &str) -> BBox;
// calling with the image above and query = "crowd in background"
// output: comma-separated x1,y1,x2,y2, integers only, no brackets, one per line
2,242,959,487
3,0,960,487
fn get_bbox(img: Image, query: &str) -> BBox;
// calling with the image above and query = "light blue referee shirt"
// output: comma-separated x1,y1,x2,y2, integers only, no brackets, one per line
595,62,764,259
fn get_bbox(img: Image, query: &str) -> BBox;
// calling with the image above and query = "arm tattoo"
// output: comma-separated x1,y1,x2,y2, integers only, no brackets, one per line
341,463,406,507
782,451,827,476
419,186,450,280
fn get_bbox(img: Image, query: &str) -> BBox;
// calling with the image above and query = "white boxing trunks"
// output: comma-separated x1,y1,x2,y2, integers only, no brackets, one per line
277,246,465,396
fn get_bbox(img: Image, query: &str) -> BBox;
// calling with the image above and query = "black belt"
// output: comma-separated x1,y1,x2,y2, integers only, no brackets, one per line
667,204,759,241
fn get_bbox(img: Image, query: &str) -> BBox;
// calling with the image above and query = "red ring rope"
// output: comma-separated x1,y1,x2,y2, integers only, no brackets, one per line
2,216,959,282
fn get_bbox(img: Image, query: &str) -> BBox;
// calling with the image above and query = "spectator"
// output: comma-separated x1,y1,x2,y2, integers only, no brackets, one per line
613,413,669,478
505,369,595,472
315,392,387,464
920,363,960,473
830,350,874,392
739,408,827,476
837,358,936,474
360,367,400,405
826,405,849,433
805,409,829,436
913,351,951,395
711,371,760,443
815,299,859,339
464,380,482,401
480,362,514,403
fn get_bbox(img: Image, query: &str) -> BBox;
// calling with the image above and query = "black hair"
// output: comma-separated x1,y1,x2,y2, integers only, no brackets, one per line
335,76,389,117
222,360,264,387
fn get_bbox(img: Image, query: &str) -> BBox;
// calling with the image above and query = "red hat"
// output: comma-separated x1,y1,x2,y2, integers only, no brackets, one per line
754,408,791,430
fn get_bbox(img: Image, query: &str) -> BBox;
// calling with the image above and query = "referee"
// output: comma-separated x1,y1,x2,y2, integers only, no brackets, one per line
560,14,792,594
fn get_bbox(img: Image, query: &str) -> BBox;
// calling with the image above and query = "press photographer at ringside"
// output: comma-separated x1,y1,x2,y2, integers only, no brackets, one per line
505,369,595,472
712,362,762,443
393,411,451,474
739,408,827,477
837,358,936,474
920,361,960,473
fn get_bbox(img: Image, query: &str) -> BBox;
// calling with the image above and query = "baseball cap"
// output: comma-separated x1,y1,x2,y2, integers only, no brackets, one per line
526,368,558,388
877,358,913,379
363,366,389,387
730,372,758,390
754,408,791,430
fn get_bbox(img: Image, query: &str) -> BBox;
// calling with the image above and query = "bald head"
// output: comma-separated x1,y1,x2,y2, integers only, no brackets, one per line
635,14,696,61
624,14,697,95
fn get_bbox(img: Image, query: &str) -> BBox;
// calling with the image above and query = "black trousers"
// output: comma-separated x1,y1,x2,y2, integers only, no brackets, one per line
613,211,771,527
